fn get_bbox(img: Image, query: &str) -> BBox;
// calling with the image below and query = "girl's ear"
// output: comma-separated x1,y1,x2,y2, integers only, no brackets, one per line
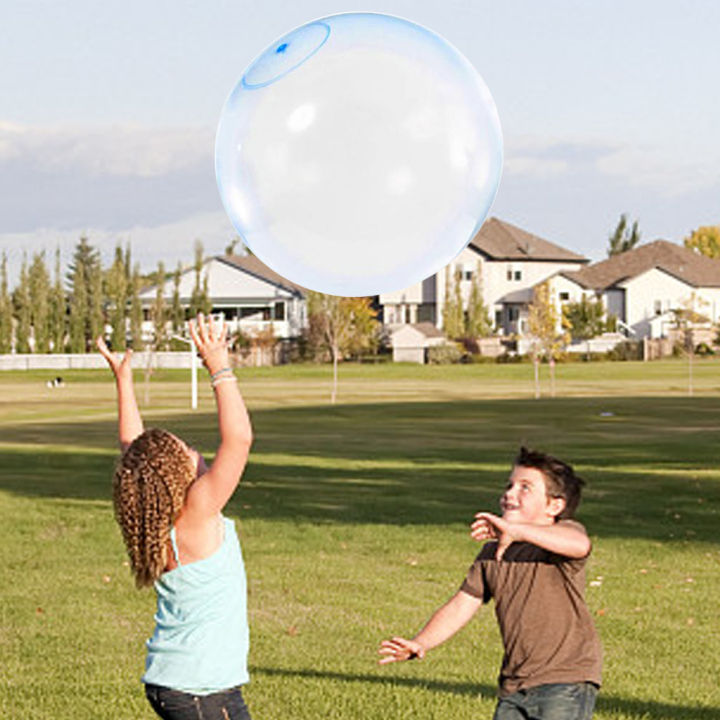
548,496,566,519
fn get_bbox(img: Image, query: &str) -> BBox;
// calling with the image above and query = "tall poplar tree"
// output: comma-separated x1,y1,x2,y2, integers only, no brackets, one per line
171,262,184,335
14,254,31,353
28,251,51,353
129,263,144,349
68,237,101,352
152,261,168,350
189,241,212,317
49,247,66,352
0,252,12,353
442,266,465,339
107,244,128,350
608,214,641,256
466,261,492,337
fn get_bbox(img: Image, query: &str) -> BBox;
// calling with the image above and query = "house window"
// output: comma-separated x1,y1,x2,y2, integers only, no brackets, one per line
274,302,285,321
506,268,513,281
514,270,522,281
463,270,473,281
654,300,662,316
559,292,569,301
508,307,520,321
240,307,271,320
495,310,502,326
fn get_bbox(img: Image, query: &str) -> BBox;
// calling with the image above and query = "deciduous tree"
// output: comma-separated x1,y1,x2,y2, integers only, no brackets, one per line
527,281,567,397
307,292,379,403
562,296,607,360
683,225,720,259
671,293,710,397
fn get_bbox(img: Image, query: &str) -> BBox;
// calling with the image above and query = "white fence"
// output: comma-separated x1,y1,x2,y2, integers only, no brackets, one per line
0,352,195,371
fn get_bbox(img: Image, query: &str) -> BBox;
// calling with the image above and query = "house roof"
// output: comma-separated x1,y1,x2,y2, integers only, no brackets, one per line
221,254,308,297
390,322,445,339
559,240,720,290
469,217,588,264
498,288,534,304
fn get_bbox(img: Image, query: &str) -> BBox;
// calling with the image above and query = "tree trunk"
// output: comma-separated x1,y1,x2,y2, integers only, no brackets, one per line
549,357,556,398
533,355,540,399
331,343,338,404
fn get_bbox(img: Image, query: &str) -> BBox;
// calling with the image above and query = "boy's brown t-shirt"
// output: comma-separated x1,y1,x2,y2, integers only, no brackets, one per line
460,519,602,696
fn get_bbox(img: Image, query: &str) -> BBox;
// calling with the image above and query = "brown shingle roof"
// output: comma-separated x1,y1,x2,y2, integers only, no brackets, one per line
411,322,445,339
469,217,588,263
560,240,720,290
220,254,308,296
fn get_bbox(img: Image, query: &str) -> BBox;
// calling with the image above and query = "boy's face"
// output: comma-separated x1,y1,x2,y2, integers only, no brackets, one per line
500,465,565,525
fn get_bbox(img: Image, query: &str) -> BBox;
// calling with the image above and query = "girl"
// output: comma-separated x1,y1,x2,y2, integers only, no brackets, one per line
98,314,254,720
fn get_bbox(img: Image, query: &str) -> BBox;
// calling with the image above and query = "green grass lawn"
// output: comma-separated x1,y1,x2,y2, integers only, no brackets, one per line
1,359,719,719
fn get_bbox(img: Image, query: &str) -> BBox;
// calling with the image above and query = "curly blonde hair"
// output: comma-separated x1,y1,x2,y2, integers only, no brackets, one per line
113,428,196,587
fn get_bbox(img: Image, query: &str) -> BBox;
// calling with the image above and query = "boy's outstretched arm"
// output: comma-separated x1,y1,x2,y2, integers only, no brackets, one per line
97,337,143,451
471,512,591,560
378,590,481,664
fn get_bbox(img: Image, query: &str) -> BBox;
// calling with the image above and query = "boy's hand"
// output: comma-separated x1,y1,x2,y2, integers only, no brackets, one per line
378,637,425,664
471,512,516,561
189,313,230,375
96,336,133,383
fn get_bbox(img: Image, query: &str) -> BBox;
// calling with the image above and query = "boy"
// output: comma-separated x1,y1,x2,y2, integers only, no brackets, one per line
379,447,601,720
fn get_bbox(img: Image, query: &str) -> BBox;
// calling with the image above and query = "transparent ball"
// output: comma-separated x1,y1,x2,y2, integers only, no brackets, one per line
215,12,503,296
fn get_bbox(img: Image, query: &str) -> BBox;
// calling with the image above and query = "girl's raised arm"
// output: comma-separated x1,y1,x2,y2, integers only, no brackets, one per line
184,314,253,519
97,336,144,451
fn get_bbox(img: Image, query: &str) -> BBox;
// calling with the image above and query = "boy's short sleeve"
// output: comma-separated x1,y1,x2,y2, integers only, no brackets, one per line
551,519,592,574
459,544,494,603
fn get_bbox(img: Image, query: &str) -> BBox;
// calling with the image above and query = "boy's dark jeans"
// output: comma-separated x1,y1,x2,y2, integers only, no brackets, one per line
493,682,598,720
145,683,252,720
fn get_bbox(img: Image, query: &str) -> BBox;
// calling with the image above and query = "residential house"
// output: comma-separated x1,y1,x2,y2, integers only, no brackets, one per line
548,240,720,339
390,323,446,363
138,254,308,339
380,217,589,336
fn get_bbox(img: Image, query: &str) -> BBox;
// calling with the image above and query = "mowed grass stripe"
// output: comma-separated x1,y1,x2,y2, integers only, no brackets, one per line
1,361,719,718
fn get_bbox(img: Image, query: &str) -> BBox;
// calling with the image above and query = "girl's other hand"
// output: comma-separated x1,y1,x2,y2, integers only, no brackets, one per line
189,313,230,375
96,336,133,382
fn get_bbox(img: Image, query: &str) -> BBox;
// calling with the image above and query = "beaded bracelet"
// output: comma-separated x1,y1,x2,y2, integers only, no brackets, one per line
210,366,232,381
212,375,237,389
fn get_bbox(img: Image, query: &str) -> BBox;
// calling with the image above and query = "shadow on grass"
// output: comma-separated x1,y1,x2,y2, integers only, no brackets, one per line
252,665,495,699
2,397,720,541
253,667,719,720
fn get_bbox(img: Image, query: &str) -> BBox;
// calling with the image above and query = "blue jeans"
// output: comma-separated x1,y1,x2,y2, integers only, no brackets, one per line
145,683,252,720
493,682,598,720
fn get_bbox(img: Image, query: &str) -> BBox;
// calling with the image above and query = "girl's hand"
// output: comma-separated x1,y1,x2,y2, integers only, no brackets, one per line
189,313,230,375
378,636,425,664
96,336,133,383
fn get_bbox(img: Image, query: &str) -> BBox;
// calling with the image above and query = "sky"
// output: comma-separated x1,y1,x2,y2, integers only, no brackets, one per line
2,0,719,285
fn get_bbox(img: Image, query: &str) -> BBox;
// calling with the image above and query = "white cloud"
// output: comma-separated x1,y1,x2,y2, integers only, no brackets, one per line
504,133,720,199
0,123,212,177
504,155,569,178
595,144,720,198
0,211,238,286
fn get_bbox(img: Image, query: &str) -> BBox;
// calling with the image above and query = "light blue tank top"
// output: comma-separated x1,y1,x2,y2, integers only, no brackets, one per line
142,516,249,694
